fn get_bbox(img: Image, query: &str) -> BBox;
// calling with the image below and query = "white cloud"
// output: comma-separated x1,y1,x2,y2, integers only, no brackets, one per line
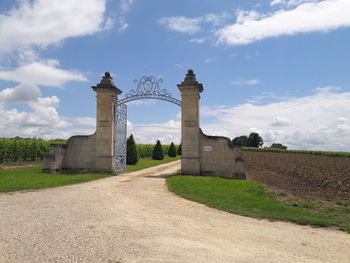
0,60,87,87
0,94,96,139
189,38,207,44
0,83,41,103
217,0,350,46
230,79,259,86
120,0,134,11
159,12,232,35
128,120,181,144
235,10,263,24
127,100,155,106
271,0,286,6
117,17,128,32
204,58,216,63
74,117,96,127
159,16,202,34
0,0,110,54
271,0,320,7
201,87,350,151
203,12,232,26
271,116,292,126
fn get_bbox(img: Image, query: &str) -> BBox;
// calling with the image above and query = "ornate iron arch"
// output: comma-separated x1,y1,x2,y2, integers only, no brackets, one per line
114,76,181,172
116,76,181,106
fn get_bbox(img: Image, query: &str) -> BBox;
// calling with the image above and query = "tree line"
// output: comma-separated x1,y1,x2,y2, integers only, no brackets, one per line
232,133,287,149
127,135,181,165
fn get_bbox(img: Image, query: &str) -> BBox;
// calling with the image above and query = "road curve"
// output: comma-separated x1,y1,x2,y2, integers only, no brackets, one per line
0,160,349,263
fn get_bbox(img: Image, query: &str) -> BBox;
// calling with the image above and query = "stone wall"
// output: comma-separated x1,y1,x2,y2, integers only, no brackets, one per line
62,134,96,173
43,144,67,174
43,72,121,174
43,134,96,174
199,130,245,179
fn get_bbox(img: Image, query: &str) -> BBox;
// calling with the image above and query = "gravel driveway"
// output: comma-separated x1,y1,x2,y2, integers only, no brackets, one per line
0,160,349,263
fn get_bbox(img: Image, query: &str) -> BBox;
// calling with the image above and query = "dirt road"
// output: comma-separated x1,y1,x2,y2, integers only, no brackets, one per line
0,160,349,263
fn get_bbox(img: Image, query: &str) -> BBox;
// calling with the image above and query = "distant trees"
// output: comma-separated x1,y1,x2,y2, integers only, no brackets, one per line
126,134,139,165
232,133,263,148
167,142,177,157
152,140,164,160
270,143,287,150
232,136,248,147
247,133,264,148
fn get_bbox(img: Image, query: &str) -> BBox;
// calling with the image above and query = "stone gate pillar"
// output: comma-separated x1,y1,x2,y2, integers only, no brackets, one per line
92,72,122,173
178,69,203,175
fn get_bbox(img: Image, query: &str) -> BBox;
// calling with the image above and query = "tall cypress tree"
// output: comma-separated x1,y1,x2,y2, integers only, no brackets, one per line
167,142,177,157
127,134,139,165
177,143,182,156
152,140,164,160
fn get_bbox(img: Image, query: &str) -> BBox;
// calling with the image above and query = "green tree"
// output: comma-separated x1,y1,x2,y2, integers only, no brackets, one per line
247,133,263,148
270,143,287,150
167,142,177,157
126,134,139,165
177,143,182,155
232,135,249,147
152,140,164,160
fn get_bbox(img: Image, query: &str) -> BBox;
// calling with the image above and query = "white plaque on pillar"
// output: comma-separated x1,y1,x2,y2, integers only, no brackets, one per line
203,146,213,152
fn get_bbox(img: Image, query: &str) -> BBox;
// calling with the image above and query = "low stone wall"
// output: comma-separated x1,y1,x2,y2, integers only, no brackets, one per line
62,134,96,173
43,133,96,174
43,144,67,174
199,129,245,179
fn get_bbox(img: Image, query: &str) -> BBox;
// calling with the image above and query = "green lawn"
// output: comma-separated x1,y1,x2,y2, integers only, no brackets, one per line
0,166,111,192
126,156,181,172
0,156,180,192
166,176,350,233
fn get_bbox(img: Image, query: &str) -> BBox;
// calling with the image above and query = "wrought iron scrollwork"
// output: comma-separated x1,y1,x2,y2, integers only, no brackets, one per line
116,76,181,106
114,75,182,172
127,76,169,97
115,103,127,172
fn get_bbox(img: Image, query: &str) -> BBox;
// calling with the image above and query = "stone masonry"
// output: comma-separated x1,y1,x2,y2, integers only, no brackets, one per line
43,73,121,173
178,70,245,179
44,70,244,178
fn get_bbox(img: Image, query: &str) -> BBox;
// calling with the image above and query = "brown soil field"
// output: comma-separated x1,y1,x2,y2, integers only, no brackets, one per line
243,151,350,201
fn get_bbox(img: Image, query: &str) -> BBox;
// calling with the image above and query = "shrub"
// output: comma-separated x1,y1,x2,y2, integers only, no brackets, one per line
152,140,164,160
270,143,287,150
168,142,177,157
127,134,139,165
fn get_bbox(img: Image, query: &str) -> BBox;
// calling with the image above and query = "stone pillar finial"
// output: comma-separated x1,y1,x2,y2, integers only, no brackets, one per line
178,69,203,92
92,72,121,92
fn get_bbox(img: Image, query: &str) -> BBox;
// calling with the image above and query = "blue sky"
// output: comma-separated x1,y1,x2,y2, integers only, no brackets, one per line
1,0,350,151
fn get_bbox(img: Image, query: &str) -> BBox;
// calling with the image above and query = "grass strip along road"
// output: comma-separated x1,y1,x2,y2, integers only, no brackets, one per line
167,176,350,233
0,156,180,192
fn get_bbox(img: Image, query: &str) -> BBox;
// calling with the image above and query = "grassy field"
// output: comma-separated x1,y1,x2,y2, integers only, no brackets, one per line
166,176,350,233
0,156,180,192
0,166,111,192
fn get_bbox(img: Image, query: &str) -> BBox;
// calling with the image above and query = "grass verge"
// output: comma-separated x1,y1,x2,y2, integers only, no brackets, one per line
166,176,350,233
0,166,111,192
126,156,181,172
0,156,181,192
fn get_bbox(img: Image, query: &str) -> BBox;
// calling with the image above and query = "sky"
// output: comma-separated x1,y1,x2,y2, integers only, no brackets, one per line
0,0,350,151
